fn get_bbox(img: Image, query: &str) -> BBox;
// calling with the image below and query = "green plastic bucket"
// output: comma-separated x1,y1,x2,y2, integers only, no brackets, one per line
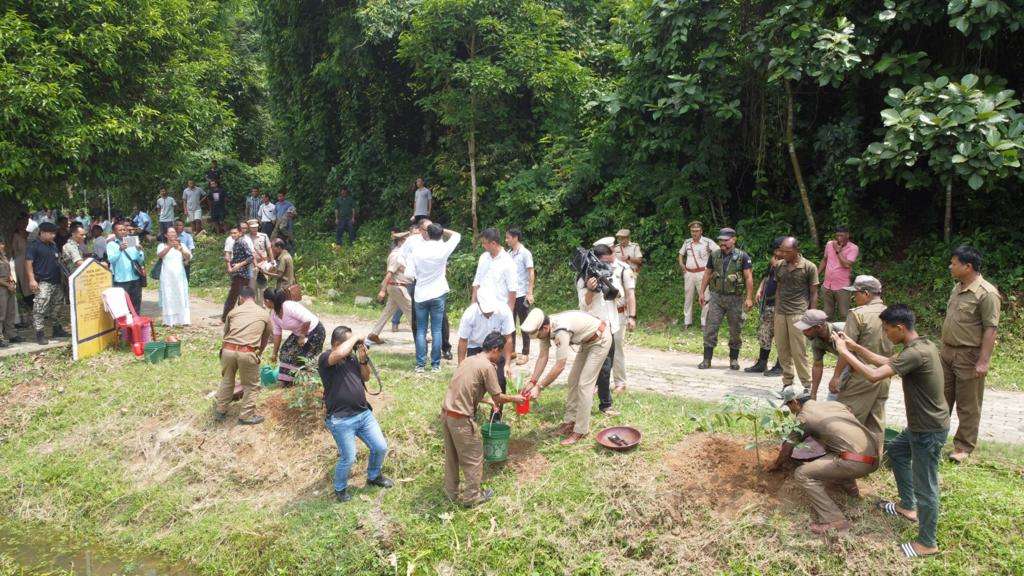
481,420,511,463
164,341,181,358
260,365,280,387
144,342,167,364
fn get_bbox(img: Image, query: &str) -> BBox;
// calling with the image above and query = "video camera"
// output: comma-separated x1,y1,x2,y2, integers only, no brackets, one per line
570,247,619,301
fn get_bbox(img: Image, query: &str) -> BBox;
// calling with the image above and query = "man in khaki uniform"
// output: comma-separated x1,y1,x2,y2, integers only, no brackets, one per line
368,231,413,343
215,287,272,425
837,275,893,442
794,309,843,400
767,390,879,533
941,245,1000,463
521,308,612,445
441,332,523,506
678,221,716,328
772,237,819,391
612,229,643,278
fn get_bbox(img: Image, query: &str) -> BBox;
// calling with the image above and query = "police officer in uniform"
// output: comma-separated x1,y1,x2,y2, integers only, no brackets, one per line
767,389,880,534
215,286,272,425
837,275,893,443
698,228,754,370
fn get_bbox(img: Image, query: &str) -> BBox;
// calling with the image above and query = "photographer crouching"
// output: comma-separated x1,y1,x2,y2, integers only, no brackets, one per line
318,326,394,503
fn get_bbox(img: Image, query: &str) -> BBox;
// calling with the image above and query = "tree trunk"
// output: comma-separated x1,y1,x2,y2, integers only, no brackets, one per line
783,80,819,248
944,180,952,242
468,127,478,247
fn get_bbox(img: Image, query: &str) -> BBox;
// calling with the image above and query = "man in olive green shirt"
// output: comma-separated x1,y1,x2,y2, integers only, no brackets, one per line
941,245,1000,463
334,186,357,247
833,304,948,559
772,237,819,390
792,309,842,400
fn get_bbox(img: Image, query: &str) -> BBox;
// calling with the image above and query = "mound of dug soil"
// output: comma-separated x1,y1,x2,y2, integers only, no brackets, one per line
663,433,801,518
505,439,550,483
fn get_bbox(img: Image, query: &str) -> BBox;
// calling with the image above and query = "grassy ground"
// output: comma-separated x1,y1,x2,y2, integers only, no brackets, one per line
1,326,1022,575
176,228,1024,390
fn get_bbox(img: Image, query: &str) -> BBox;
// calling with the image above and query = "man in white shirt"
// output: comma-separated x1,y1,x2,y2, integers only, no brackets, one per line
242,218,273,303
257,193,276,236
471,227,517,310
506,228,535,365
405,222,461,372
156,188,177,236
457,291,515,417
182,180,206,235
577,242,624,416
677,220,717,328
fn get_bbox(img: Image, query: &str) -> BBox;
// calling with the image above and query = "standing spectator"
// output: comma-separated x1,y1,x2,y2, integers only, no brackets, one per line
746,236,785,374
506,228,534,365
245,187,262,222
25,222,70,344
205,159,223,185
242,219,273,301
222,226,252,321
412,177,432,221
612,229,643,278
334,186,357,247
156,227,192,326
12,214,31,325
61,223,87,270
257,193,276,236
0,237,20,347
272,191,297,250
209,180,228,234
405,223,461,372
368,231,412,344
471,227,517,310
106,221,145,313
698,228,754,370
174,220,195,280
55,216,71,250
182,179,206,235
834,305,948,559
818,226,858,321
677,221,717,329
266,239,295,292
941,245,1000,463
402,218,452,360
266,287,325,386
319,326,394,503
772,237,819,391
88,225,107,263
132,207,152,243
156,188,177,236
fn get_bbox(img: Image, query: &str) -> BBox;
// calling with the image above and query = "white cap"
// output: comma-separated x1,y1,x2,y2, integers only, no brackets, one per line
476,291,498,315
593,236,615,247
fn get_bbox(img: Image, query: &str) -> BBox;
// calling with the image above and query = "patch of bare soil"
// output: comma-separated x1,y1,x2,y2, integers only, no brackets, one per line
506,439,550,483
0,379,51,431
663,433,801,519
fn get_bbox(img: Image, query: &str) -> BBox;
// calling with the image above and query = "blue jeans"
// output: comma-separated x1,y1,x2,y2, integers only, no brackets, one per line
886,428,948,548
324,410,388,492
335,219,356,246
414,294,446,368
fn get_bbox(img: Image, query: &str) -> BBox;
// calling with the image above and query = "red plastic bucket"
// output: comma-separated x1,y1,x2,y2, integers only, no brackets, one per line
515,396,531,415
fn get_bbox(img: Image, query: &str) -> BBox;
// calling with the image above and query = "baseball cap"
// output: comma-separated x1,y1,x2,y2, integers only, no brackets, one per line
716,227,737,240
520,308,546,334
843,274,882,294
615,229,630,237
793,309,828,330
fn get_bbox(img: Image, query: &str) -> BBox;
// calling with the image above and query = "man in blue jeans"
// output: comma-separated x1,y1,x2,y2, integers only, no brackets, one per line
405,223,461,372
833,304,949,558
318,326,394,503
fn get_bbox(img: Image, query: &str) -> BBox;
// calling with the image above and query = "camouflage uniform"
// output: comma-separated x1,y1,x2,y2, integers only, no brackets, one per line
703,248,752,352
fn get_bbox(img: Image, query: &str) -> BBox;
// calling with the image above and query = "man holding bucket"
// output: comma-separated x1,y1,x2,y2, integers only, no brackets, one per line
441,331,524,507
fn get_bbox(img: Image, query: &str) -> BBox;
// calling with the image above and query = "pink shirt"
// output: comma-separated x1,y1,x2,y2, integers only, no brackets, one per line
823,240,859,290
271,300,320,337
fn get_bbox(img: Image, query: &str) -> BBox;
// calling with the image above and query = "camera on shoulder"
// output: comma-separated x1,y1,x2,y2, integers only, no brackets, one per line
570,247,619,301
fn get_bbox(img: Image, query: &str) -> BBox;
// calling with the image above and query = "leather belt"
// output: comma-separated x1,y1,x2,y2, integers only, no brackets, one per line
387,281,409,286
840,451,877,466
686,267,706,273
583,321,607,344
223,342,257,353
617,306,626,313
442,408,469,419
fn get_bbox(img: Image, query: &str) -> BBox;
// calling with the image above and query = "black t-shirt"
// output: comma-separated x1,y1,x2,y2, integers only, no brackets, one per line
764,265,779,306
26,239,61,283
318,351,370,419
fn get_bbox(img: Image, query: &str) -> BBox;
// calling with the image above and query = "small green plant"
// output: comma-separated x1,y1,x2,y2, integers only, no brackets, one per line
285,357,321,412
692,395,801,465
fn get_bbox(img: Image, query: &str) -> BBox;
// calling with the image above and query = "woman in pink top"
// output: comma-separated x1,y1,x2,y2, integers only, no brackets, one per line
265,288,325,385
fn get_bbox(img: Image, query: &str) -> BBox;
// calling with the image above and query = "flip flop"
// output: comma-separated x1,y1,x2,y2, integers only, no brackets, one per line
876,500,916,522
900,542,939,559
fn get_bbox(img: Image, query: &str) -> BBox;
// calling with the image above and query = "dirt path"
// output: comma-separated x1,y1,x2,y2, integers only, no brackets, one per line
154,291,1024,446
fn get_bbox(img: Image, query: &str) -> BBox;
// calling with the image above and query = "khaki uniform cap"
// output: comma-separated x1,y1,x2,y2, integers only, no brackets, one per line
521,308,546,334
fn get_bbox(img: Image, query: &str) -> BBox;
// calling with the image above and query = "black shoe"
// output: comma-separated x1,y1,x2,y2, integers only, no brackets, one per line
764,362,783,377
213,410,227,422
334,488,352,503
745,348,770,373
697,346,714,369
0,341,8,348
9,335,22,344
463,488,494,508
442,350,453,360
238,415,265,425
367,475,394,489
52,326,71,338
35,331,48,346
